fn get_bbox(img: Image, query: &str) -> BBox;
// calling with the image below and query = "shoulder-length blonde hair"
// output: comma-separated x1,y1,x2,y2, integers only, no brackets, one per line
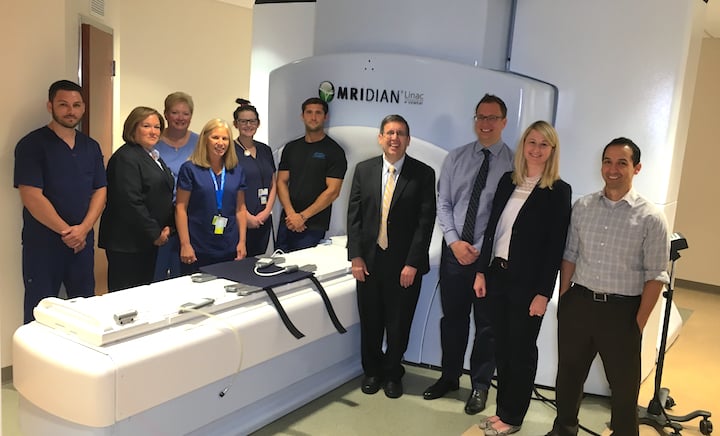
512,120,561,189
189,119,238,170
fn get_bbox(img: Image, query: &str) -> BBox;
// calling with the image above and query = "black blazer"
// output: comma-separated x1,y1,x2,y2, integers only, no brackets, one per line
477,171,571,300
99,142,175,253
347,155,436,274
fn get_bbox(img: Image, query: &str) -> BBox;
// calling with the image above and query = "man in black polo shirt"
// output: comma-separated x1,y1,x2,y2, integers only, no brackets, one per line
276,97,347,252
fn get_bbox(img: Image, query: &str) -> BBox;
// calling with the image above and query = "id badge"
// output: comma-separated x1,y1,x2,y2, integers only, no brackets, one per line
212,215,228,234
258,188,269,205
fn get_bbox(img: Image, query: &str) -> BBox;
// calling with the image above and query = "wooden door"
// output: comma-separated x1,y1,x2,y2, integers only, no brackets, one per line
81,23,113,295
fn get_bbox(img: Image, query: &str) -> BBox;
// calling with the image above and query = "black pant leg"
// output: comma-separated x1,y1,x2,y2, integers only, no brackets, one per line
381,261,421,381
552,288,599,436
106,249,157,292
356,263,386,377
487,268,543,426
595,298,642,436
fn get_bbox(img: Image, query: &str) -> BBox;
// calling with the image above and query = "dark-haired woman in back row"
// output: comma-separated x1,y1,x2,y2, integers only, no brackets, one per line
232,98,277,256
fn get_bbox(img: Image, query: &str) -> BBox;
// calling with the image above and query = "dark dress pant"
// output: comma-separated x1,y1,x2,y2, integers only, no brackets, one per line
551,284,642,436
356,246,421,382
438,241,495,389
486,264,543,426
106,248,158,292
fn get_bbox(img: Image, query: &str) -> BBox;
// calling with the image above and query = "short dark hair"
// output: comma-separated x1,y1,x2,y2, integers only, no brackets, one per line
380,114,410,136
603,137,641,166
302,97,328,114
48,80,83,102
233,98,260,122
475,93,507,119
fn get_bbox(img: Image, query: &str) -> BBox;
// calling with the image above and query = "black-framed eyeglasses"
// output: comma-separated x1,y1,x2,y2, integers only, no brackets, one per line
473,115,504,123
236,119,259,126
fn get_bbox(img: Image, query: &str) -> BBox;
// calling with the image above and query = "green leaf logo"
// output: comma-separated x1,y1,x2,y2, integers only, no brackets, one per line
318,81,335,102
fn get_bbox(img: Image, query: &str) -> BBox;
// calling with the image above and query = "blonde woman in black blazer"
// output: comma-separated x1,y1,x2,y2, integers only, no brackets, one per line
99,107,175,291
473,121,571,435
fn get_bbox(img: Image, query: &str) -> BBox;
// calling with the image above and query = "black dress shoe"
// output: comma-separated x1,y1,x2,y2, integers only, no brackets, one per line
361,376,382,394
383,380,403,399
423,378,460,400
464,388,488,415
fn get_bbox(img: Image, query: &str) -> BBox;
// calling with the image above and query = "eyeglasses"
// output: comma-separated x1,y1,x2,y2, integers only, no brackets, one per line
236,119,259,126
473,115,504,123
383,130,408,137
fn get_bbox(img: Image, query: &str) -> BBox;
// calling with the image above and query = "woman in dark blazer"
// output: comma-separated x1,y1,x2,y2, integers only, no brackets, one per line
473,120,571,435
99,107,175,291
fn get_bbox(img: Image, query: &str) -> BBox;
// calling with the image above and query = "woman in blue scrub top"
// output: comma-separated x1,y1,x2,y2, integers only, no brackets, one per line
233,98,277,256
175,119,248,271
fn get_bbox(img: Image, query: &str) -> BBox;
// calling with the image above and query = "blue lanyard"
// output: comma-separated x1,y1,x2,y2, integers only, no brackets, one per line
210,166,226,213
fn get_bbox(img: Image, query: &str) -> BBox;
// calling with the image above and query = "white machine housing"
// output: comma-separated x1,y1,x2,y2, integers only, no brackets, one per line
13,241,360,435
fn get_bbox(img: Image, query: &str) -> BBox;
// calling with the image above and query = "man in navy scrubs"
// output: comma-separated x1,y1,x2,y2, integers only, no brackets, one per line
14,80,107,323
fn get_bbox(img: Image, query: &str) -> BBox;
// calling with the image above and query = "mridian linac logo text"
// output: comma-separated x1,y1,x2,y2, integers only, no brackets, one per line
318,81,423,105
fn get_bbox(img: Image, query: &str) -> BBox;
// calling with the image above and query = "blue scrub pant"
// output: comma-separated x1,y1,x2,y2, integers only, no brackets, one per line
22,237,95,323
153,233,182,281
246,220,273,257
180,251,236,275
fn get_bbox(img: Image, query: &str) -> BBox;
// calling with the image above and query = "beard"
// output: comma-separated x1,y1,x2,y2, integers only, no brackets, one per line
305,123,324,134
52,109,81,129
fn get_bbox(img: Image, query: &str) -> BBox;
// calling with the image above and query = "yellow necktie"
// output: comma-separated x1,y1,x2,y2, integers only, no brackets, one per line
378,165,396,250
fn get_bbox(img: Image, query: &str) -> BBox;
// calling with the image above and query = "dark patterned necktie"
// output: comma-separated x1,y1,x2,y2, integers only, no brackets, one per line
460,148,490,243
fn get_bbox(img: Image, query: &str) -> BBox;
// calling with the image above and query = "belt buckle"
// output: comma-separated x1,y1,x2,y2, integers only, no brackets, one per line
592,292,608,303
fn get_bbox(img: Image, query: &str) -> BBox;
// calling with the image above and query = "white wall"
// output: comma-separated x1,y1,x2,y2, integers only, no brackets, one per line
0,0,253,369
510,0,706,233
676,38,720,286
0,0,73,371
114,0,253,144
249,3,316,145
314,0,511,70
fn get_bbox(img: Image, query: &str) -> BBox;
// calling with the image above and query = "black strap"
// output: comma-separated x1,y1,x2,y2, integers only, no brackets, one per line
308,275,347,334
262,286,305,339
